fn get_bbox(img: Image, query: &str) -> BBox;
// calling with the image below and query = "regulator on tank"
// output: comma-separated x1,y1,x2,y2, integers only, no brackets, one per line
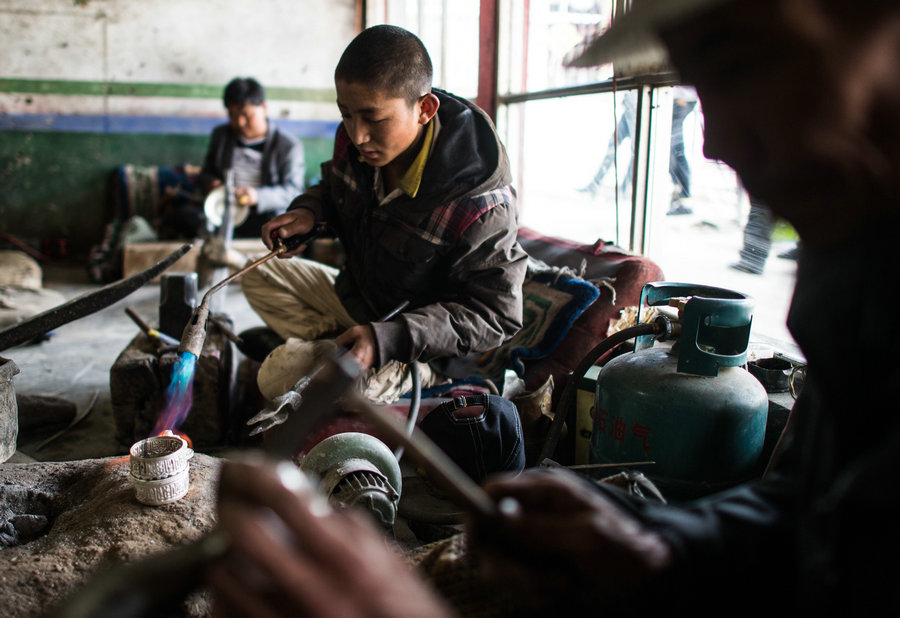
592,282,769,499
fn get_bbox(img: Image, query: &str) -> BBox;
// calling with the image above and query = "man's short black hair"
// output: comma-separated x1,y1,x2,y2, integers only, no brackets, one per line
334,25,433,104
223,77,266,107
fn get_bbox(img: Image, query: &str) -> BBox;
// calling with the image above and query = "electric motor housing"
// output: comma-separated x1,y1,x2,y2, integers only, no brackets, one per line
300,432,402,529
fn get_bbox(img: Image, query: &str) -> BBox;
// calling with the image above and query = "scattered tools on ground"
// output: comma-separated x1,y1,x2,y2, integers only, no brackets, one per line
0,244,192,353
124,307,180,347
30,390,101,452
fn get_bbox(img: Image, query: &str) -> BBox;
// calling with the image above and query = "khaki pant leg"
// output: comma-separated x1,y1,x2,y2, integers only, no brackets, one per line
258,343,450,405
359,360,451,405
245,258,452,405
240,256,356,340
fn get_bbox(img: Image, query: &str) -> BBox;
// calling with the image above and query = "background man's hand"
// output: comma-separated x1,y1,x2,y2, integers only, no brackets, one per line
261,208,316,255
336,324,378,369
235,186,258,206
468,468,673,610
209,458,455,618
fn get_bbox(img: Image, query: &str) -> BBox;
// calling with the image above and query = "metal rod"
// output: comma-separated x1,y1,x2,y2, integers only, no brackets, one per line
567,461,656,470
347,388,498,519
125,307,179,346
179,244,287,357
208,316,244,346
201,245,286,307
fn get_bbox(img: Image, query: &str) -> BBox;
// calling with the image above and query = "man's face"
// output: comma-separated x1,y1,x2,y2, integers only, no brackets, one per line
335,80,431,170
227,102,268,141
661,0,900,238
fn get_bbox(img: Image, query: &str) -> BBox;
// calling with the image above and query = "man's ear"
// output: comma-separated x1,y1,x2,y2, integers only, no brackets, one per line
418,92,440,125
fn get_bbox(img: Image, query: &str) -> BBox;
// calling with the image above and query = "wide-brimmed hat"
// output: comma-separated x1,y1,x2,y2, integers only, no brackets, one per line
565,0,731,73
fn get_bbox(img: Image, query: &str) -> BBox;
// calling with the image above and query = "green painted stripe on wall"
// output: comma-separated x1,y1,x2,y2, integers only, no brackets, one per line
0,78,334,102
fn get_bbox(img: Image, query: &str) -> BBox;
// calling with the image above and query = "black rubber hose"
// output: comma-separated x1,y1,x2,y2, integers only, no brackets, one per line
394,361,421,461
537,321,660,464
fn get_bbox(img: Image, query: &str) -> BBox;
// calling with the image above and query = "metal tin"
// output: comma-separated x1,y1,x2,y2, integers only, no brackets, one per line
129,434,193,505
130,468,190,506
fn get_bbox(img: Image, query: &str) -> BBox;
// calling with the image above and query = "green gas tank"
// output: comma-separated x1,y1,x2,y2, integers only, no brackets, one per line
592,282,769,497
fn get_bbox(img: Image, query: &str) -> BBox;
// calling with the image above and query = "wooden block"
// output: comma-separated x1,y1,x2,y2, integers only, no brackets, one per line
110,324,240,448
122,239,269,281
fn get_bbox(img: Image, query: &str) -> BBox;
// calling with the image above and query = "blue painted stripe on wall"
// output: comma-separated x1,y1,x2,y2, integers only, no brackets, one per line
0,113,339,139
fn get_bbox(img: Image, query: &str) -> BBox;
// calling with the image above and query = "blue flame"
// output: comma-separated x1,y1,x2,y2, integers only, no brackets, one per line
152,351,197,436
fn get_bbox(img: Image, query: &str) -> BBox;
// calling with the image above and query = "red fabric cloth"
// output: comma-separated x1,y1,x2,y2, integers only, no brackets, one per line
516,227,665,402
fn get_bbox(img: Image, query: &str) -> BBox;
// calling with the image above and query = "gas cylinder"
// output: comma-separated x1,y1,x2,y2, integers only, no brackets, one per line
592,282,769,497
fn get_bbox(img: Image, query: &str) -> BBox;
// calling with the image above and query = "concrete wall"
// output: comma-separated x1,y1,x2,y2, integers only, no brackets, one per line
0,0,357,256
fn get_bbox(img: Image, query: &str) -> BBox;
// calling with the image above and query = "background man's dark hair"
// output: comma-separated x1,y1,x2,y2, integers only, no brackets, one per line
335,25,433,104
224,77,266,107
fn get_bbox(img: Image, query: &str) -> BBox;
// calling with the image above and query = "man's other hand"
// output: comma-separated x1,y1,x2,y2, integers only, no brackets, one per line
468,468,674,610
336,324,378,370
235,186,258,207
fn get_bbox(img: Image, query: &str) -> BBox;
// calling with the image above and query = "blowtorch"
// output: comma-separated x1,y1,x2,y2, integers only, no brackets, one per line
177,224,326,358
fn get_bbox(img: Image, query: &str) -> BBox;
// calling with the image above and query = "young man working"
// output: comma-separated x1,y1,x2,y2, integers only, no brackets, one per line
212,1,900,615
191,77,306,239
241,25,527,404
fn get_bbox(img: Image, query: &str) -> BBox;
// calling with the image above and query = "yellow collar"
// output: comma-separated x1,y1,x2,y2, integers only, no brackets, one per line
397,120,435,198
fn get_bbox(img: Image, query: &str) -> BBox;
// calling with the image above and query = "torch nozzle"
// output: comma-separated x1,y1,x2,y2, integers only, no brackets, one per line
174,237,300,359
178,302,210,358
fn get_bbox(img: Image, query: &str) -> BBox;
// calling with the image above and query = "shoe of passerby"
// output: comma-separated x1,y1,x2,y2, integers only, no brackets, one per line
578,182,599,198
730,260,764,275
668,200,693,215
778,246,799,260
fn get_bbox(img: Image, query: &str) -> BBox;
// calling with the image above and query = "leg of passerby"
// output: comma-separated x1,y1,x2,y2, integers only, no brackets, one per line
667,99,697,215
580,115,631,198
731,199,776,275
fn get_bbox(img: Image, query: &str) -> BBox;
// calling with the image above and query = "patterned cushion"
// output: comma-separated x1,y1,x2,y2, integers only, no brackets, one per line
473,260,600,381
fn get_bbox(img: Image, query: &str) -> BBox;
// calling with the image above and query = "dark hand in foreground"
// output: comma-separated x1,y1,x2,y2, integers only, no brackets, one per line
469,468,674,610
261,208,316,255
209,458,455,618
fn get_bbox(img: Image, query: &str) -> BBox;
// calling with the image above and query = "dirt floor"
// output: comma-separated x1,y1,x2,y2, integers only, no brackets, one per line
0,454,221,618
0,262,264,617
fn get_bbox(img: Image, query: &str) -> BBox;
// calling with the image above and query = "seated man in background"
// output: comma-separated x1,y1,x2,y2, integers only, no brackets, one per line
240,25,526,405
212,0,900,615
166,77,306,239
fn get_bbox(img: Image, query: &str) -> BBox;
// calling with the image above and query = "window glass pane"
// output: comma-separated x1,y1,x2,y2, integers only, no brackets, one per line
499,0,615,95
498,91,635,245
498,86,798,346
372,0,480,98
646,86,798,346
